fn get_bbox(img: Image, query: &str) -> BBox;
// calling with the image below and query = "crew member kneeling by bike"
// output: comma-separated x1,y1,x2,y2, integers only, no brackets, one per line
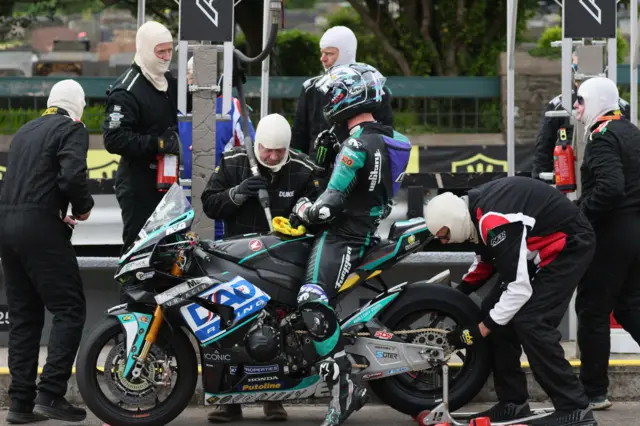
0,80,93,424
290,63,412,426
425,177,598,426
201,113,321,422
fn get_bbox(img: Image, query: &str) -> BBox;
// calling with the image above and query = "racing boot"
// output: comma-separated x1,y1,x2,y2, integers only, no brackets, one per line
263,401,288,421
529,407,597,426
318,352,369,426
207,404,243,423
471,401,533,423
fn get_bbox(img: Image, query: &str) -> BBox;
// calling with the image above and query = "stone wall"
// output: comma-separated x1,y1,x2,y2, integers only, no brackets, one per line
499,52,563,145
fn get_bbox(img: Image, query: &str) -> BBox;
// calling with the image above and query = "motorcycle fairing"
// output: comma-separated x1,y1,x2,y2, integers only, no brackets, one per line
179,275,271,345
204,374,327,405
118,209,195,265
340,281,409,329
108,309,153,377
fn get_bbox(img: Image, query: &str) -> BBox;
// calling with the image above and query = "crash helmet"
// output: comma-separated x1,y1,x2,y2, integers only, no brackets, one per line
315,62,386,126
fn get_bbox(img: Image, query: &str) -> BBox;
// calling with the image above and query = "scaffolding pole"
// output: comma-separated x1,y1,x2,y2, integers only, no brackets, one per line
506,0,518,176
260,0,271,118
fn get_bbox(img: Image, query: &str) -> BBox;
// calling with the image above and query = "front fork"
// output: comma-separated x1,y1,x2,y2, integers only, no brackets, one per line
117,305,165,379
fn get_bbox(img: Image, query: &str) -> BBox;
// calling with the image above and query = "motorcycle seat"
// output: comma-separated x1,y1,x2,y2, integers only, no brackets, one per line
387,217,427,241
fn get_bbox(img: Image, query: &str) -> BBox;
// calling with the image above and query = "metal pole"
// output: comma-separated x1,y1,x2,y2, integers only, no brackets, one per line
137,0,145,28
631,0,638,125
607,37,617,83
222,42,234,117
178,41,188,114
260,0,271,118
506,0,516,176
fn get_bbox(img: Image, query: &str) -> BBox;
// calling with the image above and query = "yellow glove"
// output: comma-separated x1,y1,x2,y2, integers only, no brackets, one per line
273,216,306,237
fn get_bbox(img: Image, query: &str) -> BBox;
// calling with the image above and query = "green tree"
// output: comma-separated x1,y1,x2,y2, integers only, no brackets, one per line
341,0,539,76
531,26,629,64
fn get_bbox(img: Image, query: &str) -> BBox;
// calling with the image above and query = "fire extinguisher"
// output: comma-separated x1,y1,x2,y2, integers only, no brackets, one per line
156,153,179,192
553,127,577,193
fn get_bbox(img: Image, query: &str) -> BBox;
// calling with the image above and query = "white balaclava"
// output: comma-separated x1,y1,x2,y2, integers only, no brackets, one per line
424,192,479,244
134,21,173,92
47,79,86,121
577,77,620,131
254,113,291,172
319,26,357,67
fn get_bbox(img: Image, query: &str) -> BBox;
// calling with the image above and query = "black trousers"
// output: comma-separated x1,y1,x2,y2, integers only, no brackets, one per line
576,214,640,398
116,190,163,302
0,211,86,405
481,220,594,411
298,230,371,358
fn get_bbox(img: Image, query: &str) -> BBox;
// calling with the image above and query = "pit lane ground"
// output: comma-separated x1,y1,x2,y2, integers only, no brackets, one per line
2,403,637,425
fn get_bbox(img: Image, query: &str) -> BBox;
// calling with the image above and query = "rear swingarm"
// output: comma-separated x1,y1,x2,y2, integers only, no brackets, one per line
415,364,554,426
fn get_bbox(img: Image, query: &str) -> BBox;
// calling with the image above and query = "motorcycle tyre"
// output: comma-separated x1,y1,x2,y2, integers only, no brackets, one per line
368,283,491,417
76,316,198,426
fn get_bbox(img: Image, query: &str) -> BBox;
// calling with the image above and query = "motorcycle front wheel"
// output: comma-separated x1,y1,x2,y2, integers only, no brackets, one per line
76,316,198,426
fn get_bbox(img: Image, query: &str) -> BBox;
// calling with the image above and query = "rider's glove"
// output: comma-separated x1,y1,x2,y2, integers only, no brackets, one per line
446,326,481,350
230,175,268,205
292,197,313,224
314,130,341,170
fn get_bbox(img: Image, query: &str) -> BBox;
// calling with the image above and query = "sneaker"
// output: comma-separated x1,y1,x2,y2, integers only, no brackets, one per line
472,402,533,422
263,401,288,421
319,352,369,426
207,404,243,423
7,401,48,425
33,392,86,422
529,407,598,426
589,395,612,411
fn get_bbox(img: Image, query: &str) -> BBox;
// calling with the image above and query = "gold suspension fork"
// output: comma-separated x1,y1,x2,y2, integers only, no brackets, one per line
138,305,164,362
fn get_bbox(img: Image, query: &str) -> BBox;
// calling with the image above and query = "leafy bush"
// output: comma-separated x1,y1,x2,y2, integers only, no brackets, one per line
0,105,105,134
530,26,629,64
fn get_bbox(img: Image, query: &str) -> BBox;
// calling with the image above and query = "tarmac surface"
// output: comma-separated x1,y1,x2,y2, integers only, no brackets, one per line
1,403,637,426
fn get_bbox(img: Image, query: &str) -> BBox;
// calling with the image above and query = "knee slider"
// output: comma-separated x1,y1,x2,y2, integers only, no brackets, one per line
297,284,329,306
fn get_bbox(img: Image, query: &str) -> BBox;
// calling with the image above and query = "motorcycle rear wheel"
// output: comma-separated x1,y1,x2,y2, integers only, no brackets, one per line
368,283,491,417
76,316,198,426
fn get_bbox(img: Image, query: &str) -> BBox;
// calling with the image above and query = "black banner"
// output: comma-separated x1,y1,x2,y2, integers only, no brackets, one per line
0,144,536,193
0,305,10,332
564,0,617,38
180,0,234,42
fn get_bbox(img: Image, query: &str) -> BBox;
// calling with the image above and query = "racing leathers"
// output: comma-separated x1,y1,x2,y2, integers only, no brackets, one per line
455,176,594,421
0,107,93,416
102,63,179,253
290,76,394,157
201,148,322,238
294,122,412,425
575,114,640,400
531,90,630,178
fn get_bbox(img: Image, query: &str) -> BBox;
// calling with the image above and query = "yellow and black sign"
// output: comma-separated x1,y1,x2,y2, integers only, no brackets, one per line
451,153,508,173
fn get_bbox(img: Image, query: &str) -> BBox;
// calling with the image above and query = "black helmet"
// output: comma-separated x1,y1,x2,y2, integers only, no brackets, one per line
315,62,387,126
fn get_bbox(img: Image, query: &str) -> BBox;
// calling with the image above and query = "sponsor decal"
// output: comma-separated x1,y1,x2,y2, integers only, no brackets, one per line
388,367,409,375
340,154,354,167
362,372,383,380
245,364,280,375
376,351,399,360
242,382,282,392
374,330,393,340
247,376,279,383
135,271,155,281
204,351,232,362
249,239,263,251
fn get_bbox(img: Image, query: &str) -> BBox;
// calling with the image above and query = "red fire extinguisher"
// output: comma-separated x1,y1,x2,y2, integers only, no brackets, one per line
553,127,577,193
156,153,179,192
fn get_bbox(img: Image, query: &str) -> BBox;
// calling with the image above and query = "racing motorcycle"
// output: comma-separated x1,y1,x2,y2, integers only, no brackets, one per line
75,184,491,426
